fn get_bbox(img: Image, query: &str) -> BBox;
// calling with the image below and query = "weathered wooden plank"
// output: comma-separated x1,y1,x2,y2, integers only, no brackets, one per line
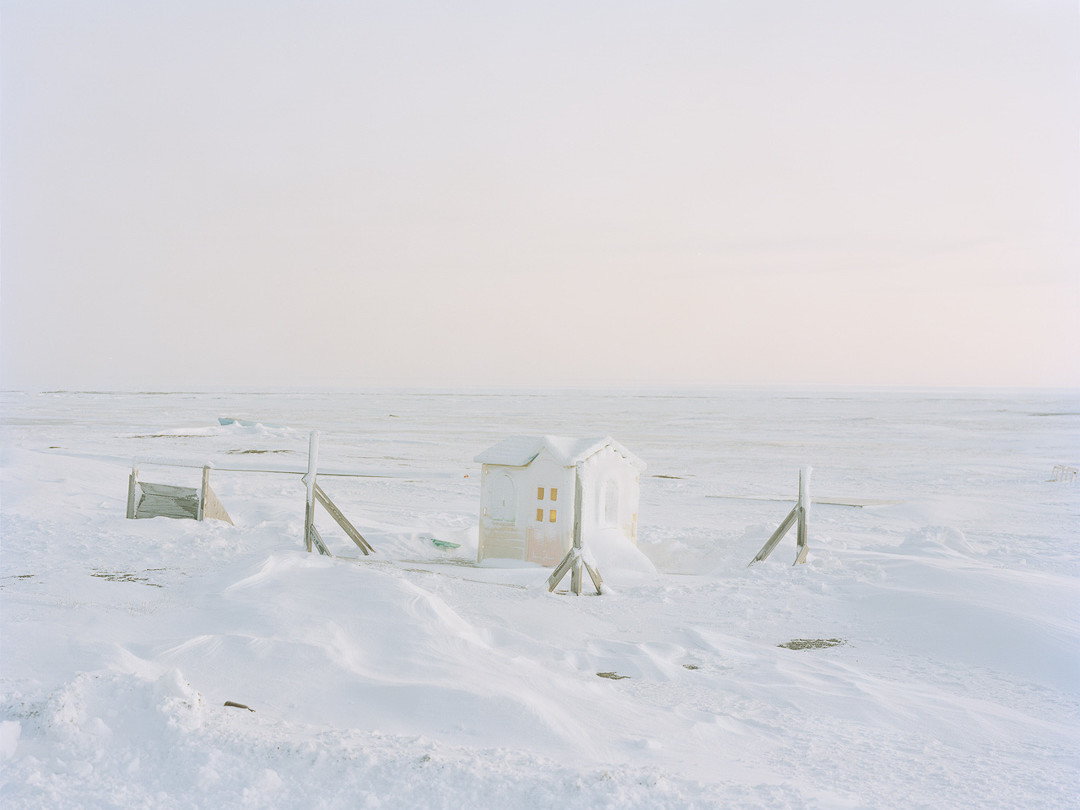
303,431,319,553
794,467,810,565
197,466,209,521
126,468,138,519
305,501,313,553
748,504,798,565
583,558,604,594
572,466,583,550
570,465,584,594
793,527,809,565
138,482,197,498
136,483,201,520
308,524,332,557
546,551,575,592
314,483,374,555
202,483,234,525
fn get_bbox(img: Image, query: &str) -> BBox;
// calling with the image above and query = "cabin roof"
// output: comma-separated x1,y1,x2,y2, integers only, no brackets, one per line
474,435,645,470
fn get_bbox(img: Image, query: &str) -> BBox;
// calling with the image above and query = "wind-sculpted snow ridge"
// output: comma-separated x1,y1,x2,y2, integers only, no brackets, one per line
168,553,605,757
3,668,755,809
1,389,1078,808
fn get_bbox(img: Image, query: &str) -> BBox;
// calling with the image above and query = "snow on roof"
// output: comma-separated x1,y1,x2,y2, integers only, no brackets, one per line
474,435,645,470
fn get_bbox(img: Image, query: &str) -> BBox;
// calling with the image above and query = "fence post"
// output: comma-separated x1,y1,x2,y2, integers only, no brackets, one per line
197,465,210,521
570,466,584,594
303,431,319,552
794,467,811,565
749,467,812,566
548,464,603,595
126,463,139,520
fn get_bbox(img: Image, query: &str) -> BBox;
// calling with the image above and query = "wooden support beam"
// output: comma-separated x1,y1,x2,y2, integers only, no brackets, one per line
546,551,575,591
547,465,602,595
570,554,583,595
582,557,604,593
308,524,332,557
748,467,812,566
748,505,798,565
314,483,374,555
299,432,375,556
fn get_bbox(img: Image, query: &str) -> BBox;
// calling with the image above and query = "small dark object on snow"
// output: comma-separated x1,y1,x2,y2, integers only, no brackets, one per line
597,672,629,680
682,664,700,670
224,701,255,712
778,638,846,650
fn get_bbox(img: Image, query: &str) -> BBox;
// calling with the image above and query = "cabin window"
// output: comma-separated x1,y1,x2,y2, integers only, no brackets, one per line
549,509,557,523
550,488,558,501
536,508,544,522
537,487,544,500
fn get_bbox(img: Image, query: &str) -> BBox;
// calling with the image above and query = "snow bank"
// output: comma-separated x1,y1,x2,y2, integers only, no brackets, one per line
2,389,1077,808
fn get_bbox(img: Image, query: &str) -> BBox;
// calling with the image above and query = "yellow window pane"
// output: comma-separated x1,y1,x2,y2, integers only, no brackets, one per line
549,509,557,523
536,508,544,522
550,488,558,501
537,487,544,500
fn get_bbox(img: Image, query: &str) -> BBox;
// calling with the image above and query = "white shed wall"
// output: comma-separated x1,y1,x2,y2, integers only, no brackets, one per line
477,439,642,566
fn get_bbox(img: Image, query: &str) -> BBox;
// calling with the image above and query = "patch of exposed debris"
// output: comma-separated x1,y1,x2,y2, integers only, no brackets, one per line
778,638,846,650
0,574,36,590
126,434,202,439
91,570,164,588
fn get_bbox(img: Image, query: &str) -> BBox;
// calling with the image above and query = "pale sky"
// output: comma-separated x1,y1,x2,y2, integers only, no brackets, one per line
2,0,1077,390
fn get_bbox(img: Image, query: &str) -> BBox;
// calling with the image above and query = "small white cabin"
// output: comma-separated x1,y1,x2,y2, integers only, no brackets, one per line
475,436,645,565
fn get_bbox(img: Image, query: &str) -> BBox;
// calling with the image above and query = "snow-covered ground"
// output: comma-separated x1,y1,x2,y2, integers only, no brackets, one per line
1,388,1077,808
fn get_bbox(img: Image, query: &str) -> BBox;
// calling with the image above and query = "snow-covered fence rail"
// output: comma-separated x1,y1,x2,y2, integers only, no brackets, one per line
123,434,434,552
126,462,233,524
1050,465,1077,482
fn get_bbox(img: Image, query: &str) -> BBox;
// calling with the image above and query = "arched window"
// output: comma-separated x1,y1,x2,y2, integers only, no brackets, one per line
489,473,516,523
